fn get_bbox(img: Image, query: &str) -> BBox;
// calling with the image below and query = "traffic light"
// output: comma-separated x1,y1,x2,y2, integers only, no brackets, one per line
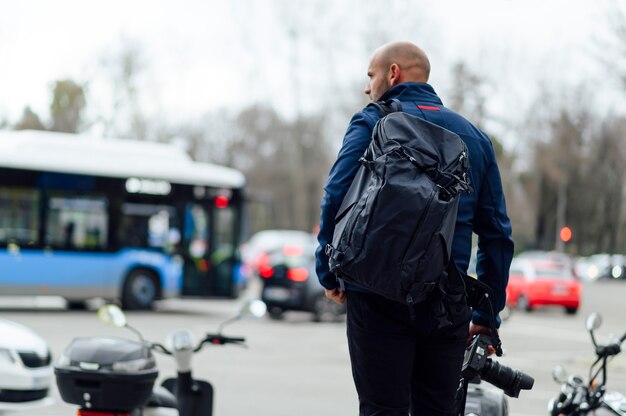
559,226,572,243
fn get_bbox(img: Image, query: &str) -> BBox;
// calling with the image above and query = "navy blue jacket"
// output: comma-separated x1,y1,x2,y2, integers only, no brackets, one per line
315,83,514,327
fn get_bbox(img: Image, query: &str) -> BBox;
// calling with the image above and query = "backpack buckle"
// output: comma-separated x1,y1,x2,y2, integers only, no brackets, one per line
325,244,344,262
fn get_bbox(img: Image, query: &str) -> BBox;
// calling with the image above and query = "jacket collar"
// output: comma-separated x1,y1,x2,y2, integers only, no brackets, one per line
378,82,443,105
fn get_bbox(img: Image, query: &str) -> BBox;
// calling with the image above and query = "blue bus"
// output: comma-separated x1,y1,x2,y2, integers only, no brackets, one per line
0,130,246,309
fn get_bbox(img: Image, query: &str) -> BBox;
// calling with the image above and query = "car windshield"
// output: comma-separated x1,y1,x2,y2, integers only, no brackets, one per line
534,268,570,279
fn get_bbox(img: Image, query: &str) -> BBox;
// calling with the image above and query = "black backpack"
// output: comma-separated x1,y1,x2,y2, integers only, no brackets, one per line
325,100,472,305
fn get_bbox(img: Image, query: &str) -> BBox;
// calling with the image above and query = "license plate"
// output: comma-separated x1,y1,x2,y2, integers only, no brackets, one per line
263,287,291,301
32,374,50,389
552,285,568,295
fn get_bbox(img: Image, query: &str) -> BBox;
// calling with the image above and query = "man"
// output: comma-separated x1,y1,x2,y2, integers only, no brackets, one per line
315,41,514,415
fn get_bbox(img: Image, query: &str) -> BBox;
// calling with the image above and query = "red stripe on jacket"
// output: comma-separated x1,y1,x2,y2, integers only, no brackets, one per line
417,105,440,111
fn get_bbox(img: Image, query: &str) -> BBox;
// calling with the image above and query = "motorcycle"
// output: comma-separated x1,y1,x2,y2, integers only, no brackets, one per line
54,299,267,416
549,312,626,415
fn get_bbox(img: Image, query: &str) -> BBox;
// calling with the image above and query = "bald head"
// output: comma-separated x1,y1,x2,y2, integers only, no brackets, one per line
364,41,431,101
375,41,430,81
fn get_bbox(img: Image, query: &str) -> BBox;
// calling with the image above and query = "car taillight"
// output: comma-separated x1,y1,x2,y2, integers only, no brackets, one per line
259,265,274,278
287,267,309,282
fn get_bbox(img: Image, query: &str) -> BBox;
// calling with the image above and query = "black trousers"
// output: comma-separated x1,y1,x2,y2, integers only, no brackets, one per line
346,288,471,416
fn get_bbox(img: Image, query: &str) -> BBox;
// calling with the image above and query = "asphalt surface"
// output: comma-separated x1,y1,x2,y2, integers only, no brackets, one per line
1,278,625,416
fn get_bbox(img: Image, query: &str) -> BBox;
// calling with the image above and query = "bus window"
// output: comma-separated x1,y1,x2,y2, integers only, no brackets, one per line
212,205,236,295
120,204,178,253
185,204,209,259
0,187,40,247
46,195,108,250
181,204,211,295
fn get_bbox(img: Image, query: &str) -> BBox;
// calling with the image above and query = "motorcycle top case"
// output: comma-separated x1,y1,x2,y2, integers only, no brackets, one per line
327,101,471,305
55,336,158,412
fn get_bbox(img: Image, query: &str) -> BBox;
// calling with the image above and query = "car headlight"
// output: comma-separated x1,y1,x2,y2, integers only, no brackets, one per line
0,348,19,366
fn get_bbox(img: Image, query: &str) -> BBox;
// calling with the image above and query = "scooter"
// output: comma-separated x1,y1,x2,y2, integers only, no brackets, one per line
54,299,267,416
548,312,626,415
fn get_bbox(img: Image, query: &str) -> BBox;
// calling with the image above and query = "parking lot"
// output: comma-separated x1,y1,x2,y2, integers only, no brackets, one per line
1,278,625,416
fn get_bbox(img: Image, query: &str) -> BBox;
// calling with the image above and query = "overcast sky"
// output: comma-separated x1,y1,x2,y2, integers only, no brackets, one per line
0,0,620,137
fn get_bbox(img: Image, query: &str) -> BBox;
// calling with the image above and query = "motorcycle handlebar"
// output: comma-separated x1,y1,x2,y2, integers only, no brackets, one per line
205,334,246,344
596,335,624,358
149,334,247,355
151,342,172,355
195,334,246,351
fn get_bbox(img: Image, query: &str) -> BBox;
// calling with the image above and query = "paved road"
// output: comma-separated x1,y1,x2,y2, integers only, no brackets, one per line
1,279,625,415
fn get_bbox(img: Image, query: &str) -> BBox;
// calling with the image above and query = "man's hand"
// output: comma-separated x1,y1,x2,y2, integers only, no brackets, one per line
325,287,346,304
468,323,497,356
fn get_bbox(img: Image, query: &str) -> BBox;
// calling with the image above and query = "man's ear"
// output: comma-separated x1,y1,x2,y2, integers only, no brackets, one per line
389,63,401,86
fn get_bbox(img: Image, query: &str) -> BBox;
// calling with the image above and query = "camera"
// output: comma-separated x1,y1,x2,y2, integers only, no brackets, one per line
462,334,534,398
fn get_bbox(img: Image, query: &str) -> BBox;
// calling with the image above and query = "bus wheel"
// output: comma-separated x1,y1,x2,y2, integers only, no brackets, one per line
122,269,159,310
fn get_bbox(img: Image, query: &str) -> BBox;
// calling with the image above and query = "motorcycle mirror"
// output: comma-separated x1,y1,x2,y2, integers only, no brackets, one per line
217,299,267,334
552,366,568,383
586,313,602,331
238,299,267,320
97,304,127,328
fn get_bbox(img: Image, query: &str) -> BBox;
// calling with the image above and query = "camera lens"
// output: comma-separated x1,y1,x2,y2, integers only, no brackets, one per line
480,359,535,398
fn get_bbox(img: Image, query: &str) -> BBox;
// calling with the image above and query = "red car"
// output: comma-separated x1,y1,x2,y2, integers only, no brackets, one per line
506,258,582,314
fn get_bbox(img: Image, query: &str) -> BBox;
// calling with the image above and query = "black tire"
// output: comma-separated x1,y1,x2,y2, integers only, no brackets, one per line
66,300,87,310
312,296,344,323
565,307,578,315
517,295,532,312
121,269,159,310
268,306,285,320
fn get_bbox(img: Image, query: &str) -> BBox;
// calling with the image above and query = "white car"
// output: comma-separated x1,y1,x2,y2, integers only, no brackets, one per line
0,318,53,411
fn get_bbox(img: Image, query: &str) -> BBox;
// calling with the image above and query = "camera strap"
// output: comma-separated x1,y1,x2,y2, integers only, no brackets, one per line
447,260,503,356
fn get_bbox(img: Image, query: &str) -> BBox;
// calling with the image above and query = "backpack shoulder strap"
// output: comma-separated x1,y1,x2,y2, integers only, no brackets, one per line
368,98,403,117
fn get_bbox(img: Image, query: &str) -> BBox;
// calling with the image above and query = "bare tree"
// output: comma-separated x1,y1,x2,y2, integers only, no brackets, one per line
49,79,86,133
226,105,332,233
99,39,148,139
15,106,46,131
444,61,539,249
521,83,626,255
447,62,489,128
601,0,626,89
582,115,626,254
